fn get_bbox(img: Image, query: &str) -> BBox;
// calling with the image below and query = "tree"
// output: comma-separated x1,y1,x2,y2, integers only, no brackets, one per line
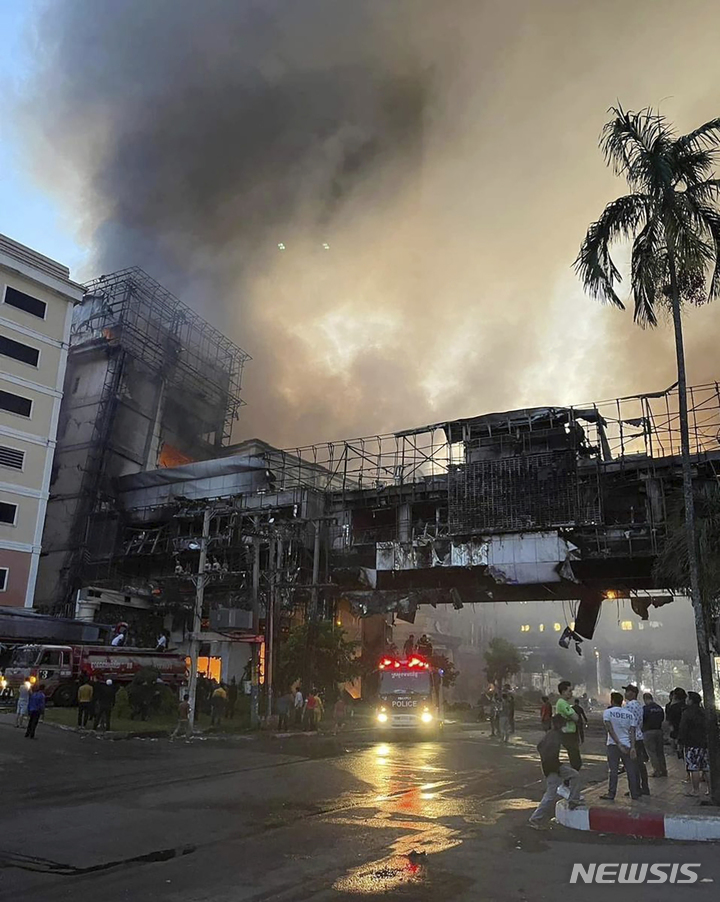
430,653,459,689
654,481,720,653
484,637,523,686
576,104,720,803
276,621,361,698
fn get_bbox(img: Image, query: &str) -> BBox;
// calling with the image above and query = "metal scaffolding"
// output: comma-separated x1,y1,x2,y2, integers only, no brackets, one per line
269,382,720,497
76,268,251,446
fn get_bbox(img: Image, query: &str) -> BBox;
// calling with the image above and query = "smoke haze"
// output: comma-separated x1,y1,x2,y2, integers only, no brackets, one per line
18,0,720,446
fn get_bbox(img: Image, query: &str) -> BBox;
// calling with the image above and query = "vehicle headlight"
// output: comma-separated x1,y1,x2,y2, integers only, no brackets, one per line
421,711,433,724
377,712,388,723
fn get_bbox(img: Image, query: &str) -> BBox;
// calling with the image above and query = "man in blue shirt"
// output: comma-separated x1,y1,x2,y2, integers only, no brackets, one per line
25,683,46,739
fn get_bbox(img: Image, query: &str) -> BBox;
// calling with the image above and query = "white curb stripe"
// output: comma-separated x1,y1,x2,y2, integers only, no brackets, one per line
664,814,720,842
555,800,590,830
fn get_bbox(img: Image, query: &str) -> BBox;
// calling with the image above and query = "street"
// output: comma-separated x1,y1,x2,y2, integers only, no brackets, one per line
1,718,717,901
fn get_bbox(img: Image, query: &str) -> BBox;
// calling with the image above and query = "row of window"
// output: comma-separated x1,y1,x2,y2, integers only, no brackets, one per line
520,623,565,633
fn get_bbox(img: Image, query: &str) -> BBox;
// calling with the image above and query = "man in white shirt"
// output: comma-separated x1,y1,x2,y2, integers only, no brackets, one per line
623,684,650,797
600,691,641,801
293,687,304,729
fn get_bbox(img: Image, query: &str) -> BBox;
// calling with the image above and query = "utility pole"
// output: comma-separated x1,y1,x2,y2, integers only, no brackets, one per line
250,535,260,727
310,519,321,621
266,536,277,719
187,507,211,735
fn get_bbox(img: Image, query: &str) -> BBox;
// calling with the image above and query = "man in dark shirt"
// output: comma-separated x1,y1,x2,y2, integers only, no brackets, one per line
642,692,667,777
528,714,582,828
25,684,46,739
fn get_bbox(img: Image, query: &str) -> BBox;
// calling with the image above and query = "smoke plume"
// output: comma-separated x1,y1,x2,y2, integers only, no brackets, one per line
19,0,720,446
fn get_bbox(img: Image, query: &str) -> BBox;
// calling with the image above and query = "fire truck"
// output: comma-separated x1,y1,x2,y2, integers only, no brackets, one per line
4,644,187,706
374,655,444,734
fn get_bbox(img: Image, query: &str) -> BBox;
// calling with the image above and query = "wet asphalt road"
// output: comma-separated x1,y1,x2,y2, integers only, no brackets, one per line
1,718,718,901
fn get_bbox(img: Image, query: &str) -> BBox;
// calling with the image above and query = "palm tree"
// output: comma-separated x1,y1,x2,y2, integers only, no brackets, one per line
576,105,720,803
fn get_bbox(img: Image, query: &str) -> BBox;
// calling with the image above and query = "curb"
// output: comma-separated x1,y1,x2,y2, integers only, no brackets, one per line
556,799,720,841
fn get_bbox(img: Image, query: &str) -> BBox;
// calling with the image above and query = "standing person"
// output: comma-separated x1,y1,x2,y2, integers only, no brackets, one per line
293,685,304,729
528,714,583,829
77,677,94,729
572,698,589,744
600,691,640,801
276,689,292,731
489,692,502,738
155,630,170,651
540,695,553,731
499,693,512,742
93,679,116,731
25,684,46,739
679,691,709,797
210,683,227,726
333,695,348,735
666,687,687,759
226,677,238,720
417,634,433,657
623,685,650,796
171,694,192,741
642,692,667,777
555,681,582,770
504,685,516,733
111,624,128,647
403,634,416,658
15,679,30,729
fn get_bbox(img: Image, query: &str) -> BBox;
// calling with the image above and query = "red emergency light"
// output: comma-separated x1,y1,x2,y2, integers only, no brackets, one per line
378,655,430,671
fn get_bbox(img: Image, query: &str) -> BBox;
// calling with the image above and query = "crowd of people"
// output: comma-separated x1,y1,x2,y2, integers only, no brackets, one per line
273,686,349,734
528,679,710,829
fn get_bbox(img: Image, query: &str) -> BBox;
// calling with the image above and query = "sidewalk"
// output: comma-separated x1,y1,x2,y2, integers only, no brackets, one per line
557,753,720,841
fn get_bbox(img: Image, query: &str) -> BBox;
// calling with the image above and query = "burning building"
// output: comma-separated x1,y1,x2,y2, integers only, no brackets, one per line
35,268,250,614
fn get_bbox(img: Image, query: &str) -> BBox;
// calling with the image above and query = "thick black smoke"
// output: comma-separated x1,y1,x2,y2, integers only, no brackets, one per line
20,0,720,446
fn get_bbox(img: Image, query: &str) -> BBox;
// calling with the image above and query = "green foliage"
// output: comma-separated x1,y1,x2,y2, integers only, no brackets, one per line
654,482,720,636
114,688,131,719
430,653,459,688
484,637,523,686
276,621,361,697
575,105,720,326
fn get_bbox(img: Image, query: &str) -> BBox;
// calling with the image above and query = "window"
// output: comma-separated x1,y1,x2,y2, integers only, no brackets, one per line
520,624,531,633
0,567,7,591
3,286,46,319
553,622,562,632
39,649,62,666
0,445,24,470
0,501,18,525
620,620,634,631
72,376,80,394
538,624,545,632
0,389,32,417
0,334,40,367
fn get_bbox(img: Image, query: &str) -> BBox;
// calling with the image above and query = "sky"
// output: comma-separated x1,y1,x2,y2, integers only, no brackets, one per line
3,1,720,448
0,0,87,271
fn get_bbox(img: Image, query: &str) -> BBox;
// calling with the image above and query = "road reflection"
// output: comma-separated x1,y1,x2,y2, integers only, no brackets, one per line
331,741,464,894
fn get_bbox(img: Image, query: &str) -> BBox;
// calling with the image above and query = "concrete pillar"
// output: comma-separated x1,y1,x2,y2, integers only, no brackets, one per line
398,504,412,543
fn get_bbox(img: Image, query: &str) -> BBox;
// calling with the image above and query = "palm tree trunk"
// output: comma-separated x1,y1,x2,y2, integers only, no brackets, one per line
668,253,720,805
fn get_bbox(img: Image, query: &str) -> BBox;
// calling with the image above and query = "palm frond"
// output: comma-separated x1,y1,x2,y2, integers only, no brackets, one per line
670,145,717,187
601,105,673,192
574,193,650,306
675,118,720,153
630,215,663,326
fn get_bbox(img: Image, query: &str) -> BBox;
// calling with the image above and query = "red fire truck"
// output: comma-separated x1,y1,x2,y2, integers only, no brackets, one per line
374,654,444,734
4,644,187,706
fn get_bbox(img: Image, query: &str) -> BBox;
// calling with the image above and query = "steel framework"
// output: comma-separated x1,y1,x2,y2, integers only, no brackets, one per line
76,268,251,445
270,382,720,498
